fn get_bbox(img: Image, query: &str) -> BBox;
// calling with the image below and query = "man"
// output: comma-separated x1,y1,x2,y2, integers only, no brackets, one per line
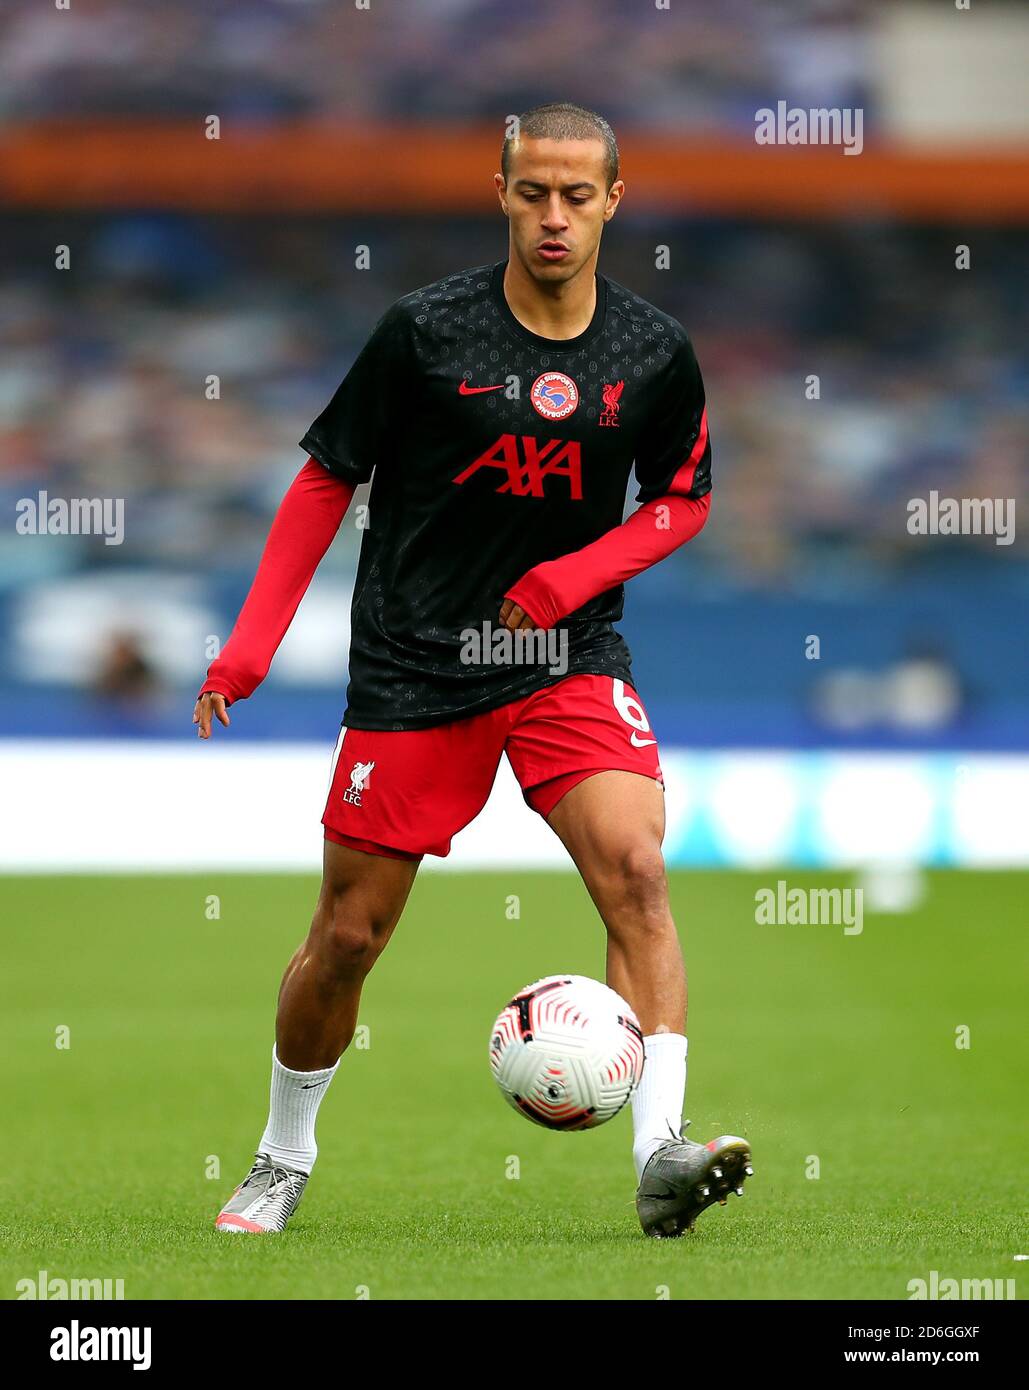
195,103,752,1239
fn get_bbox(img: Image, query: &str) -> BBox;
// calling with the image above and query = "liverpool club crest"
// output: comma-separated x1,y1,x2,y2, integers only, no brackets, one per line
599,380,624,427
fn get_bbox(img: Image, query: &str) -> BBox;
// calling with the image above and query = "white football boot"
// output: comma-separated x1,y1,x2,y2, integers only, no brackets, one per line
215,1153,309,1234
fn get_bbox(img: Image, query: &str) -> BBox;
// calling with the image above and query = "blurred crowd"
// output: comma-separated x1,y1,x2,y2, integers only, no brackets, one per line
1,0,875,128
1,213,1025,598
1,0,1025,739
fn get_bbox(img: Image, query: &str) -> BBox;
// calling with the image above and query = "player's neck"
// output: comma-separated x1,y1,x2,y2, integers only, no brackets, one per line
502,253,599,342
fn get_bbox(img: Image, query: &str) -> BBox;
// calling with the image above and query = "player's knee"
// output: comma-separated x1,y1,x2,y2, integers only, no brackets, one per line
313,890,388,978
606,842,669,926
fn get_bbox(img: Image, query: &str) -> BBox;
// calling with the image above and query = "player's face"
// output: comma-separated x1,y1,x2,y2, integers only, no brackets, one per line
496,137,624,285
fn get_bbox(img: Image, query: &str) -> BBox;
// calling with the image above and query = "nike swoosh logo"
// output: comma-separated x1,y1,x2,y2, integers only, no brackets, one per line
458,381,505,395
630,732,657,747
300,1079,331,1090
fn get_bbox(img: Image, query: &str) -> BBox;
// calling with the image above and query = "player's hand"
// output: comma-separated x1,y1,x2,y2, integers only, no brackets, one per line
193,692,230,739
499,598,546,633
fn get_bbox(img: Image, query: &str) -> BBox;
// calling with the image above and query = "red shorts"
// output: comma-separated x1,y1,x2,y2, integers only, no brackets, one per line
322,674,662,860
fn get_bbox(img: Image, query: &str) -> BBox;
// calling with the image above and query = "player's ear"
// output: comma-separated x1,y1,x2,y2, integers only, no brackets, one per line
604,180,624,222
494,172,509,216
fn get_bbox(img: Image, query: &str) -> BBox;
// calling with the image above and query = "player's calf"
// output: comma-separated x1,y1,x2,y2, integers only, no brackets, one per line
276,842,417,1068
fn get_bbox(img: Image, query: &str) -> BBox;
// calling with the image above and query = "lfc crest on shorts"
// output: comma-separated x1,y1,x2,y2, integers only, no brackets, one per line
599,380,624,427
342,760,375,806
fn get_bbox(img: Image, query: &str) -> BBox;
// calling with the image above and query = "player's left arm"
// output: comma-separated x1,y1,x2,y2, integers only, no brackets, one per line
502,335,712,631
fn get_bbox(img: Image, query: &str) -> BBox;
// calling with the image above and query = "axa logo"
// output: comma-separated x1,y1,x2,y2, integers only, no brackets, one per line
452,434,582,499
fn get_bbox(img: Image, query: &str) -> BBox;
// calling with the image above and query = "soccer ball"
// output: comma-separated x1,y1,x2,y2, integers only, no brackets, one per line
489,975,645,1130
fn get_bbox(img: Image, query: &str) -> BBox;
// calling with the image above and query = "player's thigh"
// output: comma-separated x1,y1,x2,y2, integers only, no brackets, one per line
313,836,420,946
546,770,669,920
547,768,666,867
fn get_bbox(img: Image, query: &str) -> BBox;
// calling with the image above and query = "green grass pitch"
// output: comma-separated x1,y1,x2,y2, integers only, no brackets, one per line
1,869,1024,1301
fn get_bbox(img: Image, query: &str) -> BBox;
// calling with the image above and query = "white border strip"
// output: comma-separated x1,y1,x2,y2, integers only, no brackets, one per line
1,741,1026,872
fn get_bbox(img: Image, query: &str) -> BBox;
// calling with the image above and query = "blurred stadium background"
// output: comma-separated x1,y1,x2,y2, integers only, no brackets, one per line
1,0,1027,873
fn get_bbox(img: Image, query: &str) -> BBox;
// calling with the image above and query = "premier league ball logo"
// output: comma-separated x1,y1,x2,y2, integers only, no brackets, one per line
530,371,579,421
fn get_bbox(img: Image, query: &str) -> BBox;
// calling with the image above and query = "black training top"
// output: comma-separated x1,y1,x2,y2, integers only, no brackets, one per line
301,261,711,730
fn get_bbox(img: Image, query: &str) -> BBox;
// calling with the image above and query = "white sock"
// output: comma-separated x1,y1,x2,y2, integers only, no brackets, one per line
631,1033,688,1180
257,1047,338,1175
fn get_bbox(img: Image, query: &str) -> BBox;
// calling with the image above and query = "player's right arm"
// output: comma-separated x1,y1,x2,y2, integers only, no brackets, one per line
194,458,355,737
195,301,413,738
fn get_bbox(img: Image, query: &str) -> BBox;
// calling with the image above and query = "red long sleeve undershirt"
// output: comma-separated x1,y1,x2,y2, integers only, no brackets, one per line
199,459,710,706
199,458,354,705
504,491,711,630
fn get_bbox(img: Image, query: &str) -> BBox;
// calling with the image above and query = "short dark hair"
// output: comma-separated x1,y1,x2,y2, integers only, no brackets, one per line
501,103,619,189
